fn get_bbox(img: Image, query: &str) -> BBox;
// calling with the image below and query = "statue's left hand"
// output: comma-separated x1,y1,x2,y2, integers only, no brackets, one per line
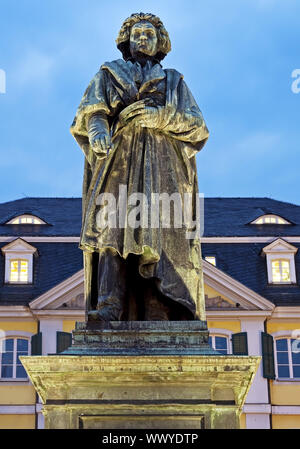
119,100,161,129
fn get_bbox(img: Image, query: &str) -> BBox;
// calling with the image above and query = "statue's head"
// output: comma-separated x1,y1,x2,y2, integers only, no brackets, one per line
116,13,171,62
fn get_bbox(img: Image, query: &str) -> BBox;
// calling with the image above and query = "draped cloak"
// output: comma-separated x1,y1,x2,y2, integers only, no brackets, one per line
70,59,209,320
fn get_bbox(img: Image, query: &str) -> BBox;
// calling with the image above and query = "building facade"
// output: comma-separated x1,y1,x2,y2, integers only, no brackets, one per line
0,197,300,429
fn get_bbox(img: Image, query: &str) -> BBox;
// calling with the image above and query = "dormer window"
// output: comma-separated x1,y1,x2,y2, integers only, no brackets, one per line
251,214,291,225
262,239,298,284
6,214,46,225
1,238,37,284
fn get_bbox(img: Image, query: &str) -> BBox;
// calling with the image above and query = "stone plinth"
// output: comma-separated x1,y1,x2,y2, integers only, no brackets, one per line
65,320,216,356
21,321,260,429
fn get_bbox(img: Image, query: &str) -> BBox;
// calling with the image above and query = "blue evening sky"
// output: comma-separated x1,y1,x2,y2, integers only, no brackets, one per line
0,0,299,205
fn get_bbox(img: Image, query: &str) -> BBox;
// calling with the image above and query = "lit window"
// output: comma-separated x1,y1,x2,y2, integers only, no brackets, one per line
0,338,29,379
209,335,229,354
251,215,290,225
1,238,36,284
9,259,29,283
205,256,216,266
271,259,291,283
7,215,46,225
275,338,300,379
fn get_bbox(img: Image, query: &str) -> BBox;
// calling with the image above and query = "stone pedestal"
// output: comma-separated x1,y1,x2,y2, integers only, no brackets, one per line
21,322,260,429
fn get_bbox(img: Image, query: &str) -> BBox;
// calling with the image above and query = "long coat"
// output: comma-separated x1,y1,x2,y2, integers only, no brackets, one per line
71,59,209,320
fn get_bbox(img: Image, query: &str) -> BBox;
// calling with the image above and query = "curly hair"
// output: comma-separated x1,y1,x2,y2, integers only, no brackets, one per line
116,12,171,62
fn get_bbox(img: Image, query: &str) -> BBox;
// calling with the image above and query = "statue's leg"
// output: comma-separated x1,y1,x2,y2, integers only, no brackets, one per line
143,279,171,321
93,247,126,321
142,278,194,321
84,251,93,322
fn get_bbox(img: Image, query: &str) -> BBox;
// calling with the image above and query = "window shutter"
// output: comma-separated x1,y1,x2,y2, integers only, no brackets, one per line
31,332,42,355
261,332,275,379
232,332,248,355
56,332,72,354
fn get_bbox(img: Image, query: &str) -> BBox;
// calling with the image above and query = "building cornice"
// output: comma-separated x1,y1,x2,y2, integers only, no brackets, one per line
201,237,300,244
0,306,35,320
0,236,300,244
269,306,300,320
31,310,85,319
0,236,80,243
206,310,272,319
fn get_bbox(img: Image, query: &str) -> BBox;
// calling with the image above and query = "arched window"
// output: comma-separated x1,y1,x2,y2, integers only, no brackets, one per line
275,338,300,379
6,214,46,225
251,214,290,225
0,338,29,379
209,335,229,354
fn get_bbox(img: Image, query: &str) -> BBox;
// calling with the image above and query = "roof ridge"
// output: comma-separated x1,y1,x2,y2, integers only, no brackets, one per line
0,197,82,205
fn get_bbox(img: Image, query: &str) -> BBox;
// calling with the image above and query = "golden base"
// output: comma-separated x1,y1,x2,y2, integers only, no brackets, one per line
21,354,260,429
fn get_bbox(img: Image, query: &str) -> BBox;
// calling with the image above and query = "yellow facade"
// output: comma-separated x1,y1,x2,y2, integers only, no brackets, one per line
0,414,35,429
0,385,36,404
62,320,78,333
270,382,300,406
272,415,300,429
266,321,300,334
0,321,37,333
207,320,241,333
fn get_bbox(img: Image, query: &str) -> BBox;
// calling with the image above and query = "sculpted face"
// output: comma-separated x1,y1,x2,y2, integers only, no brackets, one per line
129,21,158,58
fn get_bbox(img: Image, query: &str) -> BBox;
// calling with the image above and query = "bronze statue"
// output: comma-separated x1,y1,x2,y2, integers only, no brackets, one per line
71,13,209,322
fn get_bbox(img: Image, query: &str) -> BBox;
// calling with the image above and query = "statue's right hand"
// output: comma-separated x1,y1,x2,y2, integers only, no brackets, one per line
90,133,111,157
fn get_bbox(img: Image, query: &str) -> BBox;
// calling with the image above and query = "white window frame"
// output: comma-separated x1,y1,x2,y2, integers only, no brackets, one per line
5,253,33,284
271,258,291,283
251,214,291,225
262,239,297,284
9,259,29,283
208,330,232,354
6,214,46,225
1,238,37,284
274,336,300,380
267,254,296,284
0,334,31,381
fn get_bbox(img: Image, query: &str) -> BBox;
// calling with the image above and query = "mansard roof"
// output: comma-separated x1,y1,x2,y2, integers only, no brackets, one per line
0,197,82,237
203,197,300,237
0,197,300,238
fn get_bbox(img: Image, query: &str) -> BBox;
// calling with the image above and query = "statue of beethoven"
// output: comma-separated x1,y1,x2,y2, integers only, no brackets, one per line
70,13,209,322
